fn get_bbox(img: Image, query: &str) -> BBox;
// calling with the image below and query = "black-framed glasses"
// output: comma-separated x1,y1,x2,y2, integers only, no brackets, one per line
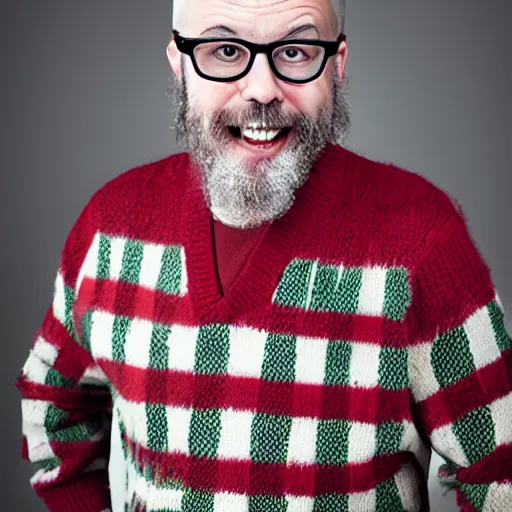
172,30,346,84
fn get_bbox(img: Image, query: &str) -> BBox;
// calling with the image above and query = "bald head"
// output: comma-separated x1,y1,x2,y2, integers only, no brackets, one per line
171,0,346,36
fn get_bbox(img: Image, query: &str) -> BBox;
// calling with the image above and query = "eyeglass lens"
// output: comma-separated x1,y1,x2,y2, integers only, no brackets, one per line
193,41,326,80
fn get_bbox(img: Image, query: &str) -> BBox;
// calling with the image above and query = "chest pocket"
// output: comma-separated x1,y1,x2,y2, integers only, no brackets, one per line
272,259,411,322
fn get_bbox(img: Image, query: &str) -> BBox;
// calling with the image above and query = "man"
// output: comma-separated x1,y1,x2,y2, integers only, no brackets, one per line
17,1,511,511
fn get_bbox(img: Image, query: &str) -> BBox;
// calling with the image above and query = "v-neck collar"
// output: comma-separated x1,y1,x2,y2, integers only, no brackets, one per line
213,219,270,297
182,144,350,324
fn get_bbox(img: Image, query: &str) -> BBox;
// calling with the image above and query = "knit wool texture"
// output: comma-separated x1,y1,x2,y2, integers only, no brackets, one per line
17,144,512,511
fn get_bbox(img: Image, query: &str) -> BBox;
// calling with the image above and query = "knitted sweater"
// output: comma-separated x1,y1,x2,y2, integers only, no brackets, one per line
17,144,512,512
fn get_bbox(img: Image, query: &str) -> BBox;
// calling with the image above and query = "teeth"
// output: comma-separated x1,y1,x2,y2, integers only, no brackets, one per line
242,127,282,142
248,122,267,129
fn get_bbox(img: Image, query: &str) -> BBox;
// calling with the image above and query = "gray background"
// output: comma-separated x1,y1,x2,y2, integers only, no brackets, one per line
2,1,511,510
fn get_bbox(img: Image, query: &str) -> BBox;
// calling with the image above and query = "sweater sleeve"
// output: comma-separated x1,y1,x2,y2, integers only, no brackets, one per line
407,209,512,511
16,197,113,512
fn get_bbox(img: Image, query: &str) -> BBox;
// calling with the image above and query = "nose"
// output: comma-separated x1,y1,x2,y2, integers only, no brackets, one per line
238,53,285,104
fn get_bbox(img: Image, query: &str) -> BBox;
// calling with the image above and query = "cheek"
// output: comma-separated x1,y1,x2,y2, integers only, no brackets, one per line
186,71,238,112
283,77,334,116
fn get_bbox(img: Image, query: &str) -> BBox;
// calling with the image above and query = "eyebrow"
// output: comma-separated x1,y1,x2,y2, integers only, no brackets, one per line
285,24,320,38
201,25,237,37
200,23,321,39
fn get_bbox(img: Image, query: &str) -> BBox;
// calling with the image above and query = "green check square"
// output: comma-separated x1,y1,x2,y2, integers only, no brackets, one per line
453,407,496,465
324,340,352,386
488,301,512,351
376,422,404,455
112,315,130,363
431,325,476,388
376,476,403,511
310,264,339,312
149,323,172,370
335,267,363,313
313,494,349,512
181,488,214,512
48,422,96,443
45,368,74,388
40,458,61,471
147,403,168,452
120,239,144,284
383,267,411,321
63,284,77,340
379,347,408,390
316,419,350,466
460,483,490,511
274,259,313,309
261,333,296,383
250,413,292,464
188,409,221,459
81,310,93,349
194,324,230,375
249,495,288,512
157,245,182,295
97,234,111,279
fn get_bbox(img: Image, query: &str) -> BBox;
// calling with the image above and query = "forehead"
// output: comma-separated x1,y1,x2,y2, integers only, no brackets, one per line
179,0,336,39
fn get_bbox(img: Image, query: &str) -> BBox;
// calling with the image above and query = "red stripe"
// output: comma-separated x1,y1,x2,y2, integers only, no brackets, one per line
37,469,111,512
50,438,108,473
124,435,416,497
253,306,410,347
53,339,97,383
30,310,96,385
456,444,512,484
38,308,96,382
17,377,111,412
78,277,194,325
41,309,77,349
78,277,411,346
418,351,512,434
102,360,412,423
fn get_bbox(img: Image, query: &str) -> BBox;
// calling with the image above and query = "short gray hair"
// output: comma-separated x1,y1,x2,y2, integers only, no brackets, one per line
172,0,346,35
331,0,346,33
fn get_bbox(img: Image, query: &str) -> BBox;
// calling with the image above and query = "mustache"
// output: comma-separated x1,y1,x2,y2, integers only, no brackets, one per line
211,100,302,130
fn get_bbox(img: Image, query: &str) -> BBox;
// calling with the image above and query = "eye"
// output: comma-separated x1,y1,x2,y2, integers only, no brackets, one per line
278,47,308,62
214,45,241,61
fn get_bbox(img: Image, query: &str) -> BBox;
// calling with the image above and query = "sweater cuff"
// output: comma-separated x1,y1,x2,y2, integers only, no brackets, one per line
39,471,112,512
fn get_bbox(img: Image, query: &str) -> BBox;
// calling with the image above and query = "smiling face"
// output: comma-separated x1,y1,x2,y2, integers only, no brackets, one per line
167,0,349,228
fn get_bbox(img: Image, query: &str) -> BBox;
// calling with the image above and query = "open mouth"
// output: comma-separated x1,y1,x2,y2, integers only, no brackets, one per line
228,125,293,146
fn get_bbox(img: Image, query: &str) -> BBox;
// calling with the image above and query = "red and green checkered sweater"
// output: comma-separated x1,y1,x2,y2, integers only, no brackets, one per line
17,144,512,511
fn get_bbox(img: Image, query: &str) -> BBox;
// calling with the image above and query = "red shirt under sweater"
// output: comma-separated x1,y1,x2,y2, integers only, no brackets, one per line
213,220,268,294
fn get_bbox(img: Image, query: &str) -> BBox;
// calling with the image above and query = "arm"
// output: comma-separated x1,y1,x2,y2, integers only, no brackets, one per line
16,199,113,512
407,210,512,511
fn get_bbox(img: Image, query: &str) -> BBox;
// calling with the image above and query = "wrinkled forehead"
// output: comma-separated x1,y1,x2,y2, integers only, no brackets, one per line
173,0,337,40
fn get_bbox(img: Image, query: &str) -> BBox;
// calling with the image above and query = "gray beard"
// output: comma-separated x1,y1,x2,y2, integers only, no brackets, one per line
171,73,351,228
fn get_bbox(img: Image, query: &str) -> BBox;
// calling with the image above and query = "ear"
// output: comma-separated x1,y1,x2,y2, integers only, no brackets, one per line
335,41,349,83
166,38,182,78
